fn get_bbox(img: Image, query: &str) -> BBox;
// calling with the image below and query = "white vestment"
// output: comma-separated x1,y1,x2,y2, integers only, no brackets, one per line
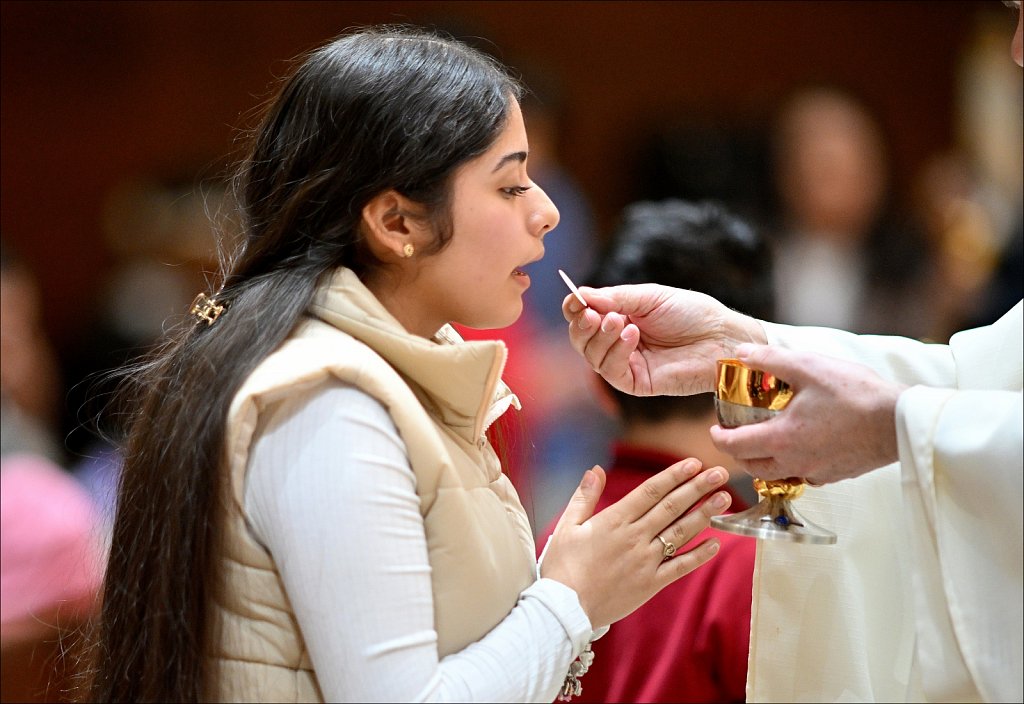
746,301,1023,703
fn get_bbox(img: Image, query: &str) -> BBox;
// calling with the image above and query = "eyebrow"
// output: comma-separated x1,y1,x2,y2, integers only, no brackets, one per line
491,151,528,173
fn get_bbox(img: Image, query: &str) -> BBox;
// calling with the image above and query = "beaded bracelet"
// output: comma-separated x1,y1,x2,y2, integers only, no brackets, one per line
557,642,595,701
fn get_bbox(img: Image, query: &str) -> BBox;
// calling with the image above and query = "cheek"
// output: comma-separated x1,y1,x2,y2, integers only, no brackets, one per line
457,210,516,263
465,206,504,237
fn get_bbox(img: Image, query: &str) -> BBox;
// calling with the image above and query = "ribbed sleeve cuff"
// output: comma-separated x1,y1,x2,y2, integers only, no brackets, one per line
521,578,597,658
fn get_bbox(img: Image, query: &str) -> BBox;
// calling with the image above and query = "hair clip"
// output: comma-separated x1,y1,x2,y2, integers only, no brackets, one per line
190,292,225,326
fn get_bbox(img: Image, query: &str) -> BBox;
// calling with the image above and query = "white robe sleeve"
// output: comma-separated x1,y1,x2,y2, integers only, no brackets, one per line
244,381,593,703
895,300,1023,703
749,301,1023,703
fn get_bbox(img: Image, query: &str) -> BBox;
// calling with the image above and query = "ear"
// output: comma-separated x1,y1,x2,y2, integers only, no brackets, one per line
360,190,430,260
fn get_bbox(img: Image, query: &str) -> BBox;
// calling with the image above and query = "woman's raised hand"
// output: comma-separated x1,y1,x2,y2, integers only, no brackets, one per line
539,458,732,629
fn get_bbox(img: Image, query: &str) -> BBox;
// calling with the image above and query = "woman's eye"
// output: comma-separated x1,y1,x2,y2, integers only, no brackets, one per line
503,185,532,198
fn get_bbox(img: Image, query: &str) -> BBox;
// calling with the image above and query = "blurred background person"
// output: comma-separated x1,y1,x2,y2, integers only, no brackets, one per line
1,241,64,465
912,7,1023,340
539,199,775,703
1,453,102,703
767,85,941,340
952,4,1024,328
1,241,103,703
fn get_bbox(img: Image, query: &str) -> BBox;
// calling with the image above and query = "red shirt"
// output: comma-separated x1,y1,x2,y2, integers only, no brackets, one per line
538,443,755,703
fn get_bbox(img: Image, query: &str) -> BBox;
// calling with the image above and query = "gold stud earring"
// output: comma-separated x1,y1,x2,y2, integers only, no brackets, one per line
403,243,415,258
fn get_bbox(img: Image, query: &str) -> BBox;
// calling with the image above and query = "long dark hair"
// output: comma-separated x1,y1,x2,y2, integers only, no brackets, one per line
85,26,521,703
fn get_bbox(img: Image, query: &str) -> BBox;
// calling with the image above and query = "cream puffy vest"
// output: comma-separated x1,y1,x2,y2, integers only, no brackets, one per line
208,268,538,702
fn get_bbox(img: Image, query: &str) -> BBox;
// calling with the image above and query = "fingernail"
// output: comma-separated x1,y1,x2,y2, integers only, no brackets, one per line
601,315,614,333
581,469,595,490
682,458,701,475
578,315,591,330
706,469,724,484
706,540,720,556
711,492,729,509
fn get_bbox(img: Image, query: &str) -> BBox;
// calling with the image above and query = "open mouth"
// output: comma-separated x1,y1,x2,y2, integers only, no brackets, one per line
514,253,543,278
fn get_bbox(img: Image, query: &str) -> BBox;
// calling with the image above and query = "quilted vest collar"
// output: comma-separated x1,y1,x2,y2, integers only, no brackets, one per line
309,267,521,444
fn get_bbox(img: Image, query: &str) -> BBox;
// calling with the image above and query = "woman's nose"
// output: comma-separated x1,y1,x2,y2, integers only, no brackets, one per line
530,183,561,238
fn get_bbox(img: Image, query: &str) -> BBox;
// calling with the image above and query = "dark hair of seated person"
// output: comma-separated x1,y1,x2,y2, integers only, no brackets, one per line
586,198,776,422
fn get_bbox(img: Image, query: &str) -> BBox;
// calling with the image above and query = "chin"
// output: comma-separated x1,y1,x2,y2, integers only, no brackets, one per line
459,300,523,331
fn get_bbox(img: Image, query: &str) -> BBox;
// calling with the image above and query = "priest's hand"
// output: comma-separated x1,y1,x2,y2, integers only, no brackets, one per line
709,343,907,485
561,284,766,398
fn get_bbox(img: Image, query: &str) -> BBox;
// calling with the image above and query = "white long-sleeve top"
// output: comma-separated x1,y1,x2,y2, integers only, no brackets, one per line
747,301,1023,703
244,381,594,703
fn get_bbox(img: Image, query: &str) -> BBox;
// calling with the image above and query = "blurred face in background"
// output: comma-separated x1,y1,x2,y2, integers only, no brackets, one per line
0,262,59,423
774,90,888,244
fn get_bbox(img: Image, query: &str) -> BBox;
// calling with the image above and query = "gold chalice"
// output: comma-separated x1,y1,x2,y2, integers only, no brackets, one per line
710,358,837,545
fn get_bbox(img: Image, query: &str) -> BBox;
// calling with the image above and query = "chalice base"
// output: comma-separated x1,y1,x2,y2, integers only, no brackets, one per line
711,495,837,545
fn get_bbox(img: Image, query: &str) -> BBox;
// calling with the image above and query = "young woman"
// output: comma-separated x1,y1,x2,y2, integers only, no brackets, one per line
87,26,732,703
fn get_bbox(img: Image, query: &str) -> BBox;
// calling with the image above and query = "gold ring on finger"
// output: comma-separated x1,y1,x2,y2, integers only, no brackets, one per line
657,535,676,560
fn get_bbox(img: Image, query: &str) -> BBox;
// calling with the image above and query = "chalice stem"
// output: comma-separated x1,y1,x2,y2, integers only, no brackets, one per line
761,494,805,528
710,491,835,544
